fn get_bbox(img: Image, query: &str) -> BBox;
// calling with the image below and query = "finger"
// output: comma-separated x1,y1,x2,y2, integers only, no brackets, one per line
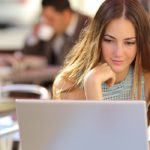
109,74,116,87
106,72,116,88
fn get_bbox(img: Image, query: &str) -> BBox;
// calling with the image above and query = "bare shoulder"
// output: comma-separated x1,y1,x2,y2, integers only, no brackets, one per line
52,76,85,100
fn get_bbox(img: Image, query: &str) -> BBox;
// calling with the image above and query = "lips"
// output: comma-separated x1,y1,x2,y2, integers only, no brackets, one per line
112,60,124,65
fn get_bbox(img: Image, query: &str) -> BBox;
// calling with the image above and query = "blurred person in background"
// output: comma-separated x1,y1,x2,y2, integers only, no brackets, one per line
22,0,89,66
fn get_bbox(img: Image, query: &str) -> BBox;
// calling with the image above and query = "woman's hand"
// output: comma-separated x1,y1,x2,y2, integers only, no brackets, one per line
84,63,116,100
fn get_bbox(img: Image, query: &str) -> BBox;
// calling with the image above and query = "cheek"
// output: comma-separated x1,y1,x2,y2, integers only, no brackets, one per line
46,18,55,27
51,17,59,27
54,17,64,29
127,48,137,61
47,15,61,28
101,44,113,60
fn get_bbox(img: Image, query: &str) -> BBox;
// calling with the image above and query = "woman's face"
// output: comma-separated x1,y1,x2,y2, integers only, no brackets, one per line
101,17,137,74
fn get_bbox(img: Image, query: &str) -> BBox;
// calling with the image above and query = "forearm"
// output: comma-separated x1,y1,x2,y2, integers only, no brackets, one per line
84,81,102,100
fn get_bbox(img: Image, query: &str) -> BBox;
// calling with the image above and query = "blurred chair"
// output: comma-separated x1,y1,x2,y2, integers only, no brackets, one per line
0,83,51,150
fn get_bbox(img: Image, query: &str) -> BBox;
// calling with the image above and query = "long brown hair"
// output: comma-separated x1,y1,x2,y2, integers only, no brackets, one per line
53,0,150,99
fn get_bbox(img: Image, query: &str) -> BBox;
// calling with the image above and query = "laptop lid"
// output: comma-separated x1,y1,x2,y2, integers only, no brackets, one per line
16,100,149,150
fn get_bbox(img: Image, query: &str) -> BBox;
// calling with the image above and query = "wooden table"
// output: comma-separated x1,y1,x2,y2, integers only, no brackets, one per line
0,54,60,84
0,99,16,117
5,65,60,84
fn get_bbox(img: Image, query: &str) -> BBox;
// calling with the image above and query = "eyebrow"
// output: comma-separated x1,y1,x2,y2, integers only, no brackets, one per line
104,34,136,40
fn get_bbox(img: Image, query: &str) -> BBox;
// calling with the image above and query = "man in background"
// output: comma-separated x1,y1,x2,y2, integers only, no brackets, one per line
23,0,89,66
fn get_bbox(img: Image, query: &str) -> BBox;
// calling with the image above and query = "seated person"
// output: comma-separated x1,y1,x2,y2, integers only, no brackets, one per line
22,0,90,66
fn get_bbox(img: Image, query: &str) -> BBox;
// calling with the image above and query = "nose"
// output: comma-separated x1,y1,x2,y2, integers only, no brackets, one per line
113,42,124,57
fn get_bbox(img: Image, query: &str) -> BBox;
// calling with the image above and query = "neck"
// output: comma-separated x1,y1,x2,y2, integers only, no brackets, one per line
115,67,130,83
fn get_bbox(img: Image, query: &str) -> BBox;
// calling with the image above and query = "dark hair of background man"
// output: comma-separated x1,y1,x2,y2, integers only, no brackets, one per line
42,0,71,11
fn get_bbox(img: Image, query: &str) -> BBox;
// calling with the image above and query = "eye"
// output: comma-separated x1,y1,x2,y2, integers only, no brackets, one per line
125,41,136,45
103,38,113,43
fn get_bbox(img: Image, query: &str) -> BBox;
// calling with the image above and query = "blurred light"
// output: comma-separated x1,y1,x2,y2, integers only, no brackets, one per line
18,0,28,3
70,0,105,17
81,0,105,16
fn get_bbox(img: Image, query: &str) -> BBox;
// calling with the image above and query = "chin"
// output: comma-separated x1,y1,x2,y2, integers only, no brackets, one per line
110,64,127,74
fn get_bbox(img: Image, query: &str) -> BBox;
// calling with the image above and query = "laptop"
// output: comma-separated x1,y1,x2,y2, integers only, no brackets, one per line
16,100,149,150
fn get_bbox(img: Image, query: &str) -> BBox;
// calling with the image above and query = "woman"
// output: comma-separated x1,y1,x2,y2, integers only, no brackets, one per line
52,0,150,105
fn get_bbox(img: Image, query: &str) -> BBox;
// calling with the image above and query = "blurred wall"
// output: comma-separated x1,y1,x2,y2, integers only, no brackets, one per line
70,0,105,17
